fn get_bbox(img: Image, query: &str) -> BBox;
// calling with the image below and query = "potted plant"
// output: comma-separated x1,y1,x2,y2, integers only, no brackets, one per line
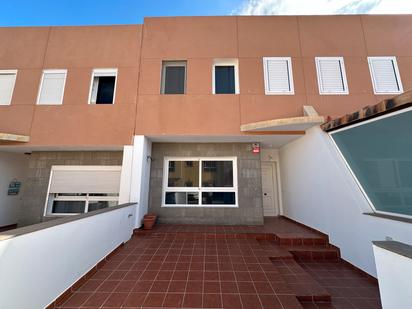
143,213,157,230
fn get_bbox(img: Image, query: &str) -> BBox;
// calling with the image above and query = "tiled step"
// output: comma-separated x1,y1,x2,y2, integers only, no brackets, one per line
271,258,332,303
282,245,341,262
274,234,329,247
135,229,276,240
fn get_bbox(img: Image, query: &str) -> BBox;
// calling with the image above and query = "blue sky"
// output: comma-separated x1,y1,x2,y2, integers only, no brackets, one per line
1,0,412,27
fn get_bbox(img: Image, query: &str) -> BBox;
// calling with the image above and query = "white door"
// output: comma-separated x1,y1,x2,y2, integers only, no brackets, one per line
261,162,279,216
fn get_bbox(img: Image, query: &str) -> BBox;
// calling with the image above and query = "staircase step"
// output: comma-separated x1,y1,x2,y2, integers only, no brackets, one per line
271,258,331,303
282,245,341,261
274,234,329,247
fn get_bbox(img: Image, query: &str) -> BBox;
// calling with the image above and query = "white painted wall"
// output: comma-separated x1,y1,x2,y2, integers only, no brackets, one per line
0,152,28,227
129,135,152,228
279,126,412,276
0,204,135,309
373,245,412,309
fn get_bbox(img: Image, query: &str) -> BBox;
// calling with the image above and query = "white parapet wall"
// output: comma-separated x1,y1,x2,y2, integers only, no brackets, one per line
373,241,412,309
0,203,135,309
279,126,412,277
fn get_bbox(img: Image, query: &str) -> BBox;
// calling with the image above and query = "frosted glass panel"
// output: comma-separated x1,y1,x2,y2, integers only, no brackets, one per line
332,110,412,216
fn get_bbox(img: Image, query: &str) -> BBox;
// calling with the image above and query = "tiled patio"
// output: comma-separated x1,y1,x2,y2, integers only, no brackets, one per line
54,217,381,309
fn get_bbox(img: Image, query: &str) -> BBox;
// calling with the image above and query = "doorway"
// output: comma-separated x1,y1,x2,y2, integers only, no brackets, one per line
261,162,280,216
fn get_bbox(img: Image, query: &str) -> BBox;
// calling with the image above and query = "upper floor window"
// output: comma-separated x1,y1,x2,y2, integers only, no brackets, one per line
263,57,294,95
368,57,403,95
315,57,348,95
89,68,117,104
0,70,17,105
161,61,186,94
37,69,67,105
213,59,239,94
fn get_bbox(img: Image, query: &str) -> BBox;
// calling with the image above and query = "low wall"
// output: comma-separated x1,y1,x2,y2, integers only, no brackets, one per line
373,241,412,309
0,203,135,309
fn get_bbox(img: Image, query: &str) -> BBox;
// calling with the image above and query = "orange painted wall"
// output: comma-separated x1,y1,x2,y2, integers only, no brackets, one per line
1,16,412,147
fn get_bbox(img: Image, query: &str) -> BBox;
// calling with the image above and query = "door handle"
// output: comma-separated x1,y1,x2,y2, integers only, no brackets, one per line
263,193,267,196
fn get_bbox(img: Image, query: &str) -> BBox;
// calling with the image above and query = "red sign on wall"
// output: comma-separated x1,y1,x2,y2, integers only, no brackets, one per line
252,143,260,154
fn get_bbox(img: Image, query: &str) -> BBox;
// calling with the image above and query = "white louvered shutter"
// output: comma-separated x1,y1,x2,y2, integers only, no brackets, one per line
368,57,403,94
263,57,294,94
49,166,121,194
38,70,66,104
0,71,17,105
316,58,348,94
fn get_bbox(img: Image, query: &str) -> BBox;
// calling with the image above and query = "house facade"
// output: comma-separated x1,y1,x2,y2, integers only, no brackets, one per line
1,15,412,281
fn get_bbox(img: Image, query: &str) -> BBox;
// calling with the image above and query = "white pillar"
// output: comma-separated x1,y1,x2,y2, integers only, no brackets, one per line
129,135,152,228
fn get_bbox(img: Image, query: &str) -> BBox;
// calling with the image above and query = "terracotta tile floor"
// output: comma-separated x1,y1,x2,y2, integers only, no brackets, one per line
56,218,381,309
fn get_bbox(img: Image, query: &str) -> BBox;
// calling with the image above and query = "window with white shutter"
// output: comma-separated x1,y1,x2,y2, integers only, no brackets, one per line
315,57,348,95
37,70,67,105
44,166,121,215
368,57,403,94
263,57,294,95
0,70,17,105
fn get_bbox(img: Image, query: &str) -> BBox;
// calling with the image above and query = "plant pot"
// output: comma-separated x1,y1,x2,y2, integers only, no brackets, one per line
143,214,157,230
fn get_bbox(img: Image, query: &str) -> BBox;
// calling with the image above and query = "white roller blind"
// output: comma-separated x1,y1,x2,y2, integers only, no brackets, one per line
0,71,17,105
263,57,294,94
38,70,66,105
368,57,403,94
316,57,348,94
49,167,121,194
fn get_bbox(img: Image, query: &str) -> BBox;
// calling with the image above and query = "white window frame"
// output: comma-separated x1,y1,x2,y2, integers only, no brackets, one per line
212,59,240,95
44,165,121,216
88,68,118,104
0,69,17,105
162,157,238,208
161,61,187,94
315,57,349,95
330,106,412,220
36,69,67,105
263,57,294,95
368,56,403,95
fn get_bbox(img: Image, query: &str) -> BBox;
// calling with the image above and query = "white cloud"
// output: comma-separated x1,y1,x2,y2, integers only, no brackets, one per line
234,0,412,15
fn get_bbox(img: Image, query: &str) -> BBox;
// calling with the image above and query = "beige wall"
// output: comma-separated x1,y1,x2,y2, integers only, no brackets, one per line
1,16,412,148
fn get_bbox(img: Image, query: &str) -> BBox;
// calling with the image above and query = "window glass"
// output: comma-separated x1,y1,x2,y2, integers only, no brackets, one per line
94,76,115,104
88,201,118,212
215,66,235,94
167,161,199,187
202,192,236,205
332,110,412,216
202,161,233,187
162,62,186,94
52,201,85,214
165,192,199,205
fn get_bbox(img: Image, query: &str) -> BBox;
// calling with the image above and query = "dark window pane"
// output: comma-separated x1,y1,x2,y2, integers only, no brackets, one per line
332,110,412,216
215,66,235,94
202,161,233,187
96,76,115,104
165,192,199,205
164,66,185,94
202,192,236,205
88,201,118,212
168,161,199,187
52,201,85,213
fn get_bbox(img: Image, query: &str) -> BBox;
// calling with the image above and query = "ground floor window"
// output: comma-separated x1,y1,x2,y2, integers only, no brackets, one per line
162,157,238,207
44,166,121,216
